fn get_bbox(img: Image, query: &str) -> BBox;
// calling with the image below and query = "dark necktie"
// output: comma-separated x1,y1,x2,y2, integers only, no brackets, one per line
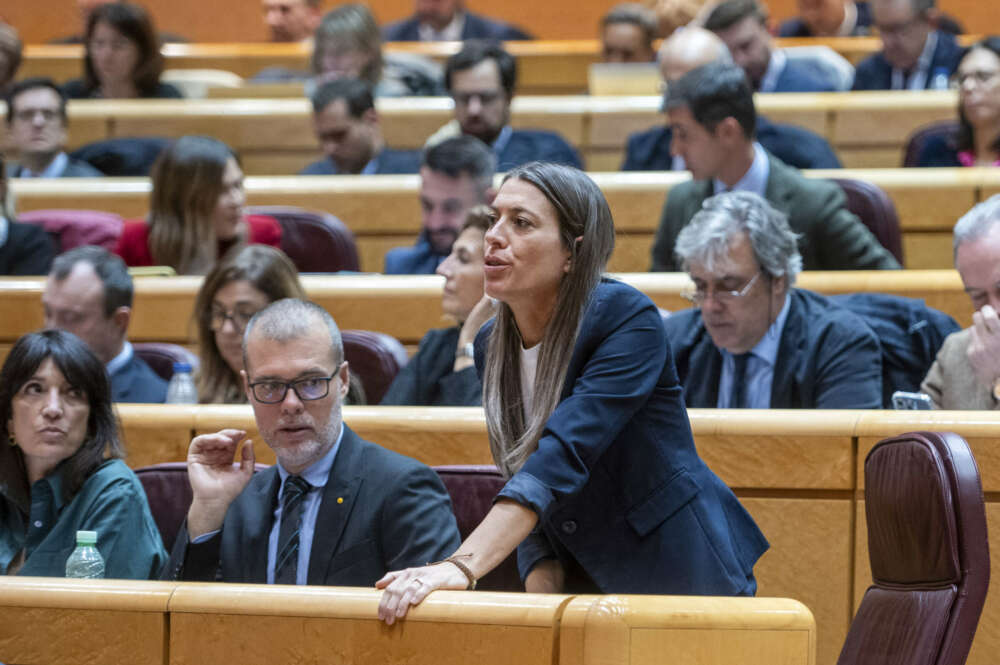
274,475,312,585
730,353,751,409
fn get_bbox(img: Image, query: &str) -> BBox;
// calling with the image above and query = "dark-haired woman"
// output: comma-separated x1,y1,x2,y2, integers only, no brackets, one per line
63,2,182,99
377,162,767,622
915,37,1000,167
0,330,166,578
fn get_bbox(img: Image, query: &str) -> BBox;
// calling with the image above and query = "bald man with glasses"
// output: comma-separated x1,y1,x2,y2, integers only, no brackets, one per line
163,298,460,584
663,191,883,409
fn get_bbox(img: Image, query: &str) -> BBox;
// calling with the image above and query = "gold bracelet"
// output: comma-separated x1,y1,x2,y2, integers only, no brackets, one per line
441,554,477,590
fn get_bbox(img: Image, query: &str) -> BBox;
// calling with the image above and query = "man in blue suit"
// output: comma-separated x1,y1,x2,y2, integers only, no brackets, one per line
383,0,531,42
623,26,842,171
852,0,962,90
300,79,421,176
43,246,167,403
705,0,837,92
664,191,884,409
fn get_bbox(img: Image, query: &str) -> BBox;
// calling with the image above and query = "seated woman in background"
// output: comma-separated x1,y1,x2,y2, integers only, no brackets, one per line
62,2,182,100
115,136,282,274
310,4,443,97
194,245,306,404
915,37,1000,167
0,329,166,578
381,206,492,406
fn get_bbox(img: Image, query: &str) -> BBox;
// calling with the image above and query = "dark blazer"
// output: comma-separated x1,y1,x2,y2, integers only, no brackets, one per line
778,1,873,36
497,130,584,172
383,11,532,42
164,425,461,585
299,148,422,175
110,352,167,404
479,279,768,595
852,30,963,90
912,132,964,167
622,116,842,171
649,151,901,272
62,79,183,99
384,233,444,275
381,326,481,406
5,155,104,178
769,58,838,92
663,289,884,409
0,221,56,276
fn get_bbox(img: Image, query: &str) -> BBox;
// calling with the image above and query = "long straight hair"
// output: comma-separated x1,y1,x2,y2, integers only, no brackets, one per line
148,136,240,274
482,163,615,477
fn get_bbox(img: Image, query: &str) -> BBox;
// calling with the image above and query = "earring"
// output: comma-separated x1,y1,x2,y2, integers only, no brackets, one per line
8,435,16,447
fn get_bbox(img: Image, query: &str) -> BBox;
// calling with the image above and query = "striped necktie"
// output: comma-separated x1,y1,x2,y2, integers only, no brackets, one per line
274,475,312,585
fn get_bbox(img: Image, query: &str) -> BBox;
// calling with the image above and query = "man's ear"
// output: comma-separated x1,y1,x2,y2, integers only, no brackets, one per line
111,306,130,336
338,361,351,400
241,369,251,401
363,107,379,126
716,116,744,144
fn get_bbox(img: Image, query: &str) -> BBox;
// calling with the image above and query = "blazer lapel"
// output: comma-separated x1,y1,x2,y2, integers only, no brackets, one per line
770,292,803,408
689,332,723,407
307,426,364,584
241,468,280,584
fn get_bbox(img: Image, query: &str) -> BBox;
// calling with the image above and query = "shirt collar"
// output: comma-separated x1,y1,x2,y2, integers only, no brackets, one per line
891,30,938,90
714,142,770,196
276,423,343,490
491,125,513,157
721,291,791,368
758,49,787,93
360,152,380,175
105,340,132,377
417,11,465,41
18,152,69,178
0,216,9,249
837,1,858,36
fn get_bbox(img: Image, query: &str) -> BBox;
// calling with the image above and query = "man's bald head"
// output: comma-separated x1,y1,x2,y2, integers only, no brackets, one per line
658,26,733,84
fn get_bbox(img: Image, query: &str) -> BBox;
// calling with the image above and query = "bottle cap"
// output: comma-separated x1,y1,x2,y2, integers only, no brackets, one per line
172,362,193,373
76,530,98,545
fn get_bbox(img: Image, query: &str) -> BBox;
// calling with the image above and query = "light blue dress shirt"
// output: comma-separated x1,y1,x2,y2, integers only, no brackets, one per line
17,152,69,178
713,142,770,197
716,295,791,408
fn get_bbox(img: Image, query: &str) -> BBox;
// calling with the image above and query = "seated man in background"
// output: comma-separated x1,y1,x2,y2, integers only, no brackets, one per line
5,78,104,178
164,299,461,584
43,246,167,403
383,0,531,42
923,196,1000,409
650,62,899,272
705,0,837,92
852,0,961,90
779,0,874,37
0,154,57,275
385,135,495,275
622,26,841,171
301,78,421,175
665,191,883,409
436,40,583,171
263,0,322,42
600,3,658,64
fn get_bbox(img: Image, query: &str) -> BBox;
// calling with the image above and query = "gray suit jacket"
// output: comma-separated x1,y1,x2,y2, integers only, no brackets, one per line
921,328,998,410
163,425,461,585
649,152,900,272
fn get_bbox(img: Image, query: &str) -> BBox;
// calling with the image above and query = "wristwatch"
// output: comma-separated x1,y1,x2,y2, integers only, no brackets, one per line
456,342,475,359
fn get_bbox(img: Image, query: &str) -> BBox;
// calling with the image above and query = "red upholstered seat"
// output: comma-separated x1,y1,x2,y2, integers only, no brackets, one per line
838,431,990,665
246,205,359,273
342,330,408,405
831,178,905,266
17,209,123,253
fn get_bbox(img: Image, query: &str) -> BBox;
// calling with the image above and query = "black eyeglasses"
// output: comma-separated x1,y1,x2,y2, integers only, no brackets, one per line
209,308,257,333
248,374,339,404
452,91,503,107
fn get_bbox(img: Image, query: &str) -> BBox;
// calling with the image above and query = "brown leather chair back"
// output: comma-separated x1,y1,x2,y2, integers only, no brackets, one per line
832,178,905,265
133,342,200,381
432,465,522,592
246,205,359,273
838,431,990,665
342,330,409,405
903,121,961,167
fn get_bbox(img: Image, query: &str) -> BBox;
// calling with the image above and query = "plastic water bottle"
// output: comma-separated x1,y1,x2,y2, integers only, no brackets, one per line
930,67,950,91
65,530,105,579
166,362,198,404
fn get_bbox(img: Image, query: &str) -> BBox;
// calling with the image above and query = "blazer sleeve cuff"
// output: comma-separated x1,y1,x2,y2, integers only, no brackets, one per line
496,471,553,516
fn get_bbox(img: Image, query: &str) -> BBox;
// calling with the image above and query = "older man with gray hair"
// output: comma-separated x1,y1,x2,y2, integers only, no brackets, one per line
663,191,883,409
922,196,1000,409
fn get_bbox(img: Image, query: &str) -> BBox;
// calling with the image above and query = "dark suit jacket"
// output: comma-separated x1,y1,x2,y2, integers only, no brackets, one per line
663,289,883,409
299,148,422,175
649,151,901,272
0,220,56,276
478,279,768,595
497,130,584,172
912,132,963,167
6,155,104,178
381,327,481,406
778,1,873,36
852,30,963,90
769,57,838,92
110,352,167,403
164,425,461,585
383,11,532,41
622,116,842,171
384,233,443,275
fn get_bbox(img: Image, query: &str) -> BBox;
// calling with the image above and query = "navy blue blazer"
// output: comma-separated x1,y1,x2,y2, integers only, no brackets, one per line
110,352,167,403
497,130,584,172
778,1,873,36
384,233,444,275
768,57,837,92
0,221,56,276
912,132,963,167
663,288,883,409
622,116,842,171
383,11,532,41
852,30,963,90
477,279,768,595
164,425,461,585
299,148,422,175
381,326,482,406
